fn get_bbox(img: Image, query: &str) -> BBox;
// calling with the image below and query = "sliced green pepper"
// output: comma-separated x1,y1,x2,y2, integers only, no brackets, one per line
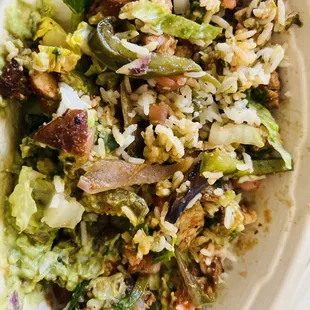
114,275,149,310
200,149,292,177
81,188,149,226
235,158,292,177
68,280,90,310
89,17,202,78
175,249,216,306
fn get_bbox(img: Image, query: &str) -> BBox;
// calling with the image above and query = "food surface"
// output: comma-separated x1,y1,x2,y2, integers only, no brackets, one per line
0,0,301,309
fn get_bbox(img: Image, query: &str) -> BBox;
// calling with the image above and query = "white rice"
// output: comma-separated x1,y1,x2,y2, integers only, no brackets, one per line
277,0,286,25
242,152,254,173
238,175,266,183
186,193,202,210
211,15,231,29
124,76,132,93
200,0,220,13
184,71,208,78
57,83,91,116
121,39,150,56
155,125,185,158
235,29,257,41
202,172,224,185
122,206,139,226
80,221,88,246
171,171,184,190
224,206,235,229
257,23,274,46
223,99,261,126
93,138,106,159
121,151,145,164
53,176,65,193
213,188,224,196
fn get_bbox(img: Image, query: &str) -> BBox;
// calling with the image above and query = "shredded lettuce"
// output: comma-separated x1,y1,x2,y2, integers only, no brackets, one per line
42,193,84,229
119,0,222,42
32,45,81,73
208,122,264,147
66,21,93,56
40,0,75,32
9,166,45,232
87,273,127,309
34,17,68,47
249,103,292,169
200,149,291,177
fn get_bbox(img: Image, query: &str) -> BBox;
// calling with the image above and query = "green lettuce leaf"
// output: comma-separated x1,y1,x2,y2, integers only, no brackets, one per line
34,17,68,47
32,45,81,73
9,166,45,232
66,21,93,55
249,103,292,169
209,122,264,147
119,0,222,42
63,0,93,14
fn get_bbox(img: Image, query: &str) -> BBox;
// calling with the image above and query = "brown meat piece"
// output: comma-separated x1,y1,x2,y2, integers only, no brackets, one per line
0,59,31,100
34,109,89,156
38,97,59,115
261,71,281,109
128,255,161,274
88,0,133,17
175,45,193,59
30,71,59,101
142,34,177,55
176,202,205,250
124,245,142,267
269,71,280,90
206,256,223,293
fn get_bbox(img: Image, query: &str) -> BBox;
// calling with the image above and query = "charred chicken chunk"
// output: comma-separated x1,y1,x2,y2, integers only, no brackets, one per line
0,59,31,100
176,202,205,251
30,71,59,101
34,109,90,156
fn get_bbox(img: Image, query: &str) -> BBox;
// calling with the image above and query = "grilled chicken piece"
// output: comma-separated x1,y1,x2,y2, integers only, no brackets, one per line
88,0,133,17
0,59,31,100
128,255,161,274
261,71,281,109
265,71,280,109
34,109,91,156
30,71,59,101
176,202,205,251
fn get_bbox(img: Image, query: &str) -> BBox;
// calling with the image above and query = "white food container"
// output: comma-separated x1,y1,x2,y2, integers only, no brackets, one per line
0,1,309,310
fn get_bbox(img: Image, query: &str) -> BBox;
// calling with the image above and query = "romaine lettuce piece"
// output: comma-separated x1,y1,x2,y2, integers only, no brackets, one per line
87,273,127,309
34,17,68,47
119,0,222,42
42,193,84,229
249,102,292,169
208,122,264,147
200,149,291,176
9,166,45,232
40,0,75,32
66,21,93,56
31,45,81,73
